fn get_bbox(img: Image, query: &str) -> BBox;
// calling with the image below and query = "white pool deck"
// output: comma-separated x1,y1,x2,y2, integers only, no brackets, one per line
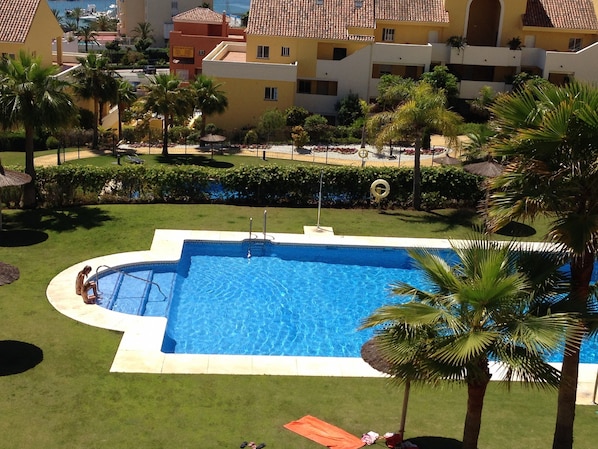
46,229,598,405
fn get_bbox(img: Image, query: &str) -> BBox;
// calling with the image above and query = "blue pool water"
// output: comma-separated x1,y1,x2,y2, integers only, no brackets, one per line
96,241,598,362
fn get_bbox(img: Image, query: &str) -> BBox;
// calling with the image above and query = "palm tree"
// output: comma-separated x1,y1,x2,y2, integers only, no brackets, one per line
132,22,154,53
140,74,194,156
367,82,462,210
76,25,98,52
0,51,76,207
488,81,598,449
71,53,118,150
116,79,138,140
191,74,228,136
70,7,84,30
360,238,580,449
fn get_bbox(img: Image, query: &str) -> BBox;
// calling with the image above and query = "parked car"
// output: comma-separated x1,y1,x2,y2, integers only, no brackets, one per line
143,65,156,74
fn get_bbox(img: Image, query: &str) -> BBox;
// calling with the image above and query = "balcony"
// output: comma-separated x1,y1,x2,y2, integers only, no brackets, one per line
448,45,522,67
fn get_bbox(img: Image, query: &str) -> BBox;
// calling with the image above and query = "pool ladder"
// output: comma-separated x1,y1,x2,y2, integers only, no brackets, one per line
247,210,268,258
94,264,168,300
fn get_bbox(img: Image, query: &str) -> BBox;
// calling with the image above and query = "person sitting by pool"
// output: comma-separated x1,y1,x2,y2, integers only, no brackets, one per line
76,265,98,304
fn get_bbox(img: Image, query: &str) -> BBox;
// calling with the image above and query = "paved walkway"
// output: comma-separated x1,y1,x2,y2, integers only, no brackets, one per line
34,135,465,168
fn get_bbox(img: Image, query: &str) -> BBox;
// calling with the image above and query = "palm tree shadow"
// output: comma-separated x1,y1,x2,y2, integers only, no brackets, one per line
494,221,536,237
156,154,234,168
6,207,112,233
0,340,43,376
379,209,481,234
0,229,48,247
408,436,463,449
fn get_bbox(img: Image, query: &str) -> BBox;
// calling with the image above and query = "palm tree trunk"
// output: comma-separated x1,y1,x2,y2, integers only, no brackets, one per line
118,104,123,140
162,115,169,157
462,379,489,449
20,125,36,208
552,249,593,449
398,380,411,436
92,99,99,150
412,136,422,210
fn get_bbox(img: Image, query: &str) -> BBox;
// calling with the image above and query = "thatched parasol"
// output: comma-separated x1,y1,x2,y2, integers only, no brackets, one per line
0,161,32,230
200,134,227,159
361,337,393,374
463,160,504,177
0,163,31,188
0,261,20,286
361,337,411,437
433,154,462,166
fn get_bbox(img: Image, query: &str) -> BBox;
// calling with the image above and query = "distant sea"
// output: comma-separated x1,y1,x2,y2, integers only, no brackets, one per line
48,0,251,17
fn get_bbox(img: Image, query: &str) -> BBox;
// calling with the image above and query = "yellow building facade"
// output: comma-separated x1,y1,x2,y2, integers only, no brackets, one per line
203,0,598,131
0,0,64,66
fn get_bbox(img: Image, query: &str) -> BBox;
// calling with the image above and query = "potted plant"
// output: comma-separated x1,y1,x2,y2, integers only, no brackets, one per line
507,37,522,50
446,35,467,53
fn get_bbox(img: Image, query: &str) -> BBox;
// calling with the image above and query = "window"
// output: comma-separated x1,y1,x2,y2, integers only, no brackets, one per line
568,38,582,51
281,46,290,57
297,80,312,93
264,87,278,101
332,47,347,60
257,45,270,59
382,28,394,42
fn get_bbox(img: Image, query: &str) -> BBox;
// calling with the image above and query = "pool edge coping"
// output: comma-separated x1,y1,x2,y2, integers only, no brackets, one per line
46,230,598,404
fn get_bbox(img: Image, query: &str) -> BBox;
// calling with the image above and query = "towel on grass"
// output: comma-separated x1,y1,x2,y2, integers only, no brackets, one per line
284,415,364,449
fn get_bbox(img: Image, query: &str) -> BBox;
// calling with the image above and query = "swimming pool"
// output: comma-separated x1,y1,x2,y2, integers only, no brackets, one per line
94,239,598,363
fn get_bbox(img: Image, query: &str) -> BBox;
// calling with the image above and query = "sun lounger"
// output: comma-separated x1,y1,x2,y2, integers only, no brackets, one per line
284,415,364,449
126,155,144,164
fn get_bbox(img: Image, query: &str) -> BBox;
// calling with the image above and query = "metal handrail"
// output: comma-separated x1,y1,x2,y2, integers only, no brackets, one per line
95,265,168,300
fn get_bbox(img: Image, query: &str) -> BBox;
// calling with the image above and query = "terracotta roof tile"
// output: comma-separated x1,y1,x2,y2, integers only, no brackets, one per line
523,0,598,30
173,7,225,23
376,0,449,23
0,0,40,43
247,0,375,41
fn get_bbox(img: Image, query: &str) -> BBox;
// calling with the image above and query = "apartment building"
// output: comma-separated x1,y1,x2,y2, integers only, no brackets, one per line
116,0,215,47
0,0,64,66
203,0,598,130
169,7,245,81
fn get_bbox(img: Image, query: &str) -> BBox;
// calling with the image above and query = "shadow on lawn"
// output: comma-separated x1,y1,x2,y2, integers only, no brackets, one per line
156,154,234,169
0,229,48,247
409,436,463,449
379,209,481,235
7,207,112,233
0,340,43,376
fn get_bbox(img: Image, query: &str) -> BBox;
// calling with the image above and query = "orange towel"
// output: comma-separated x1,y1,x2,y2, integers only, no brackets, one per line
284,415,365,449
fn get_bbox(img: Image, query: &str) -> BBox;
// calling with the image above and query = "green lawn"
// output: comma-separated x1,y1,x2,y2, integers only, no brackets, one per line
0,205,595,449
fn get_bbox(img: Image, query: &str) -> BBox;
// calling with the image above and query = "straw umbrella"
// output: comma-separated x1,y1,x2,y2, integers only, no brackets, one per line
0,161,32,230
433,153,461,166
200,134,227,159
361,338,410,438
463,160,505,229
0,261,20,286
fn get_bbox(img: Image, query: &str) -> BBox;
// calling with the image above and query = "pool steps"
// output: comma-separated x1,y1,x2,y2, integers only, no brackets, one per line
97,269,176,317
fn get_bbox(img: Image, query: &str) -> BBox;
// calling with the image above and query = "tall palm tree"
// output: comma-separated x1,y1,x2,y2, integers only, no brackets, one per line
70,7,84,30
191,74,228,136
71,53,118,150
360,238,580,449
0,51,76,207
488,81,598,449
76,25,98,52
116,79,137,140
367,82,462,210
132,22,154,53
140,74,194,156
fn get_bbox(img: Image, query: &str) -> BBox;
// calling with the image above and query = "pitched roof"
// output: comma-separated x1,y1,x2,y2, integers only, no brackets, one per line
375,0,449,23
523,0,598,30
173,7,225,23
0,0,41,43
247,0,376,41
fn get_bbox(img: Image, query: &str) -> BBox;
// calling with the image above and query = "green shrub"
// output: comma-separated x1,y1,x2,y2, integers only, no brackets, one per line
34,164,483,209
46,136,60,150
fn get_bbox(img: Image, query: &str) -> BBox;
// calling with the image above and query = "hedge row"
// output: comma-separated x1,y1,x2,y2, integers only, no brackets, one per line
25,164,484,209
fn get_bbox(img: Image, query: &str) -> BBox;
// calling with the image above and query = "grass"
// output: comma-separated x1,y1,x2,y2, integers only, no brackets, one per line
1,149,324,168
0,205,596,449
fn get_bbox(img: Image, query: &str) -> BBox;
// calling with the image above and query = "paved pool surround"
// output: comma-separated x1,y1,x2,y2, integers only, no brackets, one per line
46,229,597,405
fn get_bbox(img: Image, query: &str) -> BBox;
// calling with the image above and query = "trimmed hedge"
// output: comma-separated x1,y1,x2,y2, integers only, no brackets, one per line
31,164,484,209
